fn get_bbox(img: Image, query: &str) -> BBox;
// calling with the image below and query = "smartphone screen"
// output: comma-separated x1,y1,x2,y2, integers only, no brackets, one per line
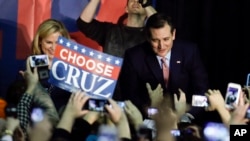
29,55,50,81
84,98,108,112
147,107,158,118
225,83,241,109
29,54,49,68
191,95,208,107
171,129,181,137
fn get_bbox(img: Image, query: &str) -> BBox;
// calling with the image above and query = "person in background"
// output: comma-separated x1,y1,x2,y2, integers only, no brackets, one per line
17,57,59,140
77,0,157,100
77,0,156,58
27,106,56,141
25,19,73,112
119,13,209,123
205,89,249,127
0,117,25,141
51,91,132,141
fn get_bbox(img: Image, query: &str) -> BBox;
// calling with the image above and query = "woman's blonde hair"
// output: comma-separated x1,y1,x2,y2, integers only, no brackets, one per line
31,19,70,55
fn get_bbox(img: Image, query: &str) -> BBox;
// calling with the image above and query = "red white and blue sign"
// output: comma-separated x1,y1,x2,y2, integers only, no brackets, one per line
49,36,123,99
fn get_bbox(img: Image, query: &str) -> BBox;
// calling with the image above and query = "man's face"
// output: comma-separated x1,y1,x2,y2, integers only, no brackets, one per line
126,0,146,15
149,24,176,57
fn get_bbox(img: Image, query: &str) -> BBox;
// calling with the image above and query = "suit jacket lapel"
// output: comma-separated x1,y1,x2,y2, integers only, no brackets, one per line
145,55,163,83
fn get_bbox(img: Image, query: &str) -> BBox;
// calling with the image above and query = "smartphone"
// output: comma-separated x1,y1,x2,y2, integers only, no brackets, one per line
203,122,229,141
147,107,158,118
171,129,181,137
191,95,208,107
29,55,50,81
84,98,108,112
29,54,49,68
225,83,241,109
246,73,250,87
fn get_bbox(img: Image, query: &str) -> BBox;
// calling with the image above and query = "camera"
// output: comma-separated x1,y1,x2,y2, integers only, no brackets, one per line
84,98,109,112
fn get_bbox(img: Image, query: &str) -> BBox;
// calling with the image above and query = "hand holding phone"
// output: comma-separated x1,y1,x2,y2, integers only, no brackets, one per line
225,82,241,110
29,55,50,81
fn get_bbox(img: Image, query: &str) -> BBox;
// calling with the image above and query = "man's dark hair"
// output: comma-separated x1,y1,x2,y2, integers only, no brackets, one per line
145,13,175,39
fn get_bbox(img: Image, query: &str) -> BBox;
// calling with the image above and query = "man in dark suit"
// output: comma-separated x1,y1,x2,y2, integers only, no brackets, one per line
119,13,209,122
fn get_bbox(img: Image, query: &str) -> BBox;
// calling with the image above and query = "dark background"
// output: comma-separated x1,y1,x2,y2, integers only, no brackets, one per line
156,0,250,93
156,0,250,123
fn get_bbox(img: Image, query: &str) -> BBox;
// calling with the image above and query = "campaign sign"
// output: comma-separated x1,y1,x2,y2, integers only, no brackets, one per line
48,36,123,99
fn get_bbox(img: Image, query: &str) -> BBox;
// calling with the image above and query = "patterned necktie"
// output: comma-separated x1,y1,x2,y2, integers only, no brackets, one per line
161,57,169,87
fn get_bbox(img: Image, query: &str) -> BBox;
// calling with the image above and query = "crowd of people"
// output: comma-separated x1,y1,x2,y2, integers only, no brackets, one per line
0,0,250,141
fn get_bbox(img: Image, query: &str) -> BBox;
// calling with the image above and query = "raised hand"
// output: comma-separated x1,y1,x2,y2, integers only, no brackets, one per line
205,89,225,111
124,100,143,129
19,57,39,93
229,92,249,125
105,99,122,124
146,83,163,107
174,89,187,118
56,91,89,132
64,91,89,119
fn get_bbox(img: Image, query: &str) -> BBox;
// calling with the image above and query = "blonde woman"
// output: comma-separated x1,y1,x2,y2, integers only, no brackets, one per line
17,19,71,139
31,19,70,68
